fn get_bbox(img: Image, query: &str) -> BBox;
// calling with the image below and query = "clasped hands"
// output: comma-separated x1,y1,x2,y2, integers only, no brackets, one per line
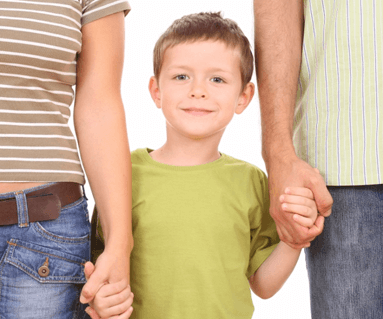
269,156,333,249
80,250,134,319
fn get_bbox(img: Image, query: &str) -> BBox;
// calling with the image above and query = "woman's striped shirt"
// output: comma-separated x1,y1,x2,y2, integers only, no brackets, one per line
294,0,383,186
0,0,130,184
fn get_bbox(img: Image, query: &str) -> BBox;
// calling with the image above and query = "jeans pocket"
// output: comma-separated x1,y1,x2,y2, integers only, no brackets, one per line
32,197,91,245
3,239,86,284
0,239,89,319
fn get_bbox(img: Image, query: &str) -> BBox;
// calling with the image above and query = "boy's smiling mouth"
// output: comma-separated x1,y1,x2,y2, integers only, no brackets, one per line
182,107,214,116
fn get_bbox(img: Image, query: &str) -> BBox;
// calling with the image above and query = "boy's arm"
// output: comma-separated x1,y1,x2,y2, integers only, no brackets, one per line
249,187,324,299
249,241,301,299
254,0,332,249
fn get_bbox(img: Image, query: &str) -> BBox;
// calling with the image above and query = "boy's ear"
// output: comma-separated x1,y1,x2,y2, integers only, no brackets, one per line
148,76,161,109
235,82,255,115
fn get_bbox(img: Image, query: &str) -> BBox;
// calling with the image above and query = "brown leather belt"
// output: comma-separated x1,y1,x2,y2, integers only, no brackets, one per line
0,182,83,226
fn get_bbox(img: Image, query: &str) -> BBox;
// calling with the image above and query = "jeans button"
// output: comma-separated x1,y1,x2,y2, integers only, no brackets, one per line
38,257,50,277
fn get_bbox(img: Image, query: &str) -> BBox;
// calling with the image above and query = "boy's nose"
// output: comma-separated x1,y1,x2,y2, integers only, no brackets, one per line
190,92,206,98
189,81,208,99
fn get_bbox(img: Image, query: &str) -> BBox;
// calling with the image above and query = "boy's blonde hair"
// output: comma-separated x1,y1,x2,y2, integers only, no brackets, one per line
153,12,253,89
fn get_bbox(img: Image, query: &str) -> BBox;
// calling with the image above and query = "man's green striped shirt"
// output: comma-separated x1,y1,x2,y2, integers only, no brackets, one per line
294,0,382,185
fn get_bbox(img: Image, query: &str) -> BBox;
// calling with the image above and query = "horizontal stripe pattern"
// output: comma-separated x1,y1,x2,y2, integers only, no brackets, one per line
294,0,382,186
0,0,130,183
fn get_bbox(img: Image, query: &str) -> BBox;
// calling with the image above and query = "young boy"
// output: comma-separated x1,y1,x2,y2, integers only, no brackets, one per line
87,12,324,319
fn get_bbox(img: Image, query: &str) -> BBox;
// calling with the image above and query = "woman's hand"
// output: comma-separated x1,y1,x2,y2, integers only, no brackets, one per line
82,260,134,319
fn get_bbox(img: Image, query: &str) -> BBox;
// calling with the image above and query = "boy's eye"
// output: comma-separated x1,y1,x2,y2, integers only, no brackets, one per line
175,74,189,80
211,77,224,83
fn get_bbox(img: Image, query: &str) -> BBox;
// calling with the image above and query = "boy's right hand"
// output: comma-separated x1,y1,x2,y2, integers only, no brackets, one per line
279,187,321,228
84,262,134,319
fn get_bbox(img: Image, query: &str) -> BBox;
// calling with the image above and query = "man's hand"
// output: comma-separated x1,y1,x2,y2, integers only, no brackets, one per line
267,155,333,249
279,186,319,228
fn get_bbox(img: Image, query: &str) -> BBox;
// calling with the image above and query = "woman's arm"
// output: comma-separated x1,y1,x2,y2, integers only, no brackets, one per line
74,12,133,304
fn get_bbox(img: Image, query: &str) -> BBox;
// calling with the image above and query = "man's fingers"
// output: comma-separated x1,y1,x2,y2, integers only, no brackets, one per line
277,219,310,248
276,225,295,247
275,224,292,244
305,173,333,217
274,209,314,244
85,306,101,319
316,194,333,217
310,215,325,233
274,212,313,248
305,215,325,242
84,261,96,281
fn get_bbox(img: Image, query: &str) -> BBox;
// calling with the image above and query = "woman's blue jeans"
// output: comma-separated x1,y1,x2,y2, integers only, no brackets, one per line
0,183,91,319
306,184,383,319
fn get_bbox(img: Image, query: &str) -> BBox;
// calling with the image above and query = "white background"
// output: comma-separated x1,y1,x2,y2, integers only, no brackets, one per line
72,0,312,318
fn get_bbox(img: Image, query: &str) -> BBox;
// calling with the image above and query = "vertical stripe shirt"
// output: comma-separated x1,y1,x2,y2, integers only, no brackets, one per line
294,0,382,186
0,0,130,183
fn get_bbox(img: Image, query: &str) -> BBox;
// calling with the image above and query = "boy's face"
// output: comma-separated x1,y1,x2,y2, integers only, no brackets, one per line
149,40,254,140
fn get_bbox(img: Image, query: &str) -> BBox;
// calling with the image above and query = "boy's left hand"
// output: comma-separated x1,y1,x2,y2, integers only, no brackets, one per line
279,187,318,228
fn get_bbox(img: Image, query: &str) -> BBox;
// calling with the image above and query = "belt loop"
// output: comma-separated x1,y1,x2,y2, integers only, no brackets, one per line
14,191,29,228
81,185,88,201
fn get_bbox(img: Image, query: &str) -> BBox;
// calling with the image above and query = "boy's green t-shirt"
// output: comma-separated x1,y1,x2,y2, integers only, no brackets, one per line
93,148,279,319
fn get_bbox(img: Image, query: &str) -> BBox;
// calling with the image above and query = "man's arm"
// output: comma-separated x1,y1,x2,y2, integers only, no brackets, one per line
254,0,332,249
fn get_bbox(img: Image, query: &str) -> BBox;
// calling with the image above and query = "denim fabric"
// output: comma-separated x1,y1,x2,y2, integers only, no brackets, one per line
305,184,383,319
0,183,91,319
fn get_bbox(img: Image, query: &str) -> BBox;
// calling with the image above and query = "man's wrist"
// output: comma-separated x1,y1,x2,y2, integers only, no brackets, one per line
261,134,296,160
263,146,298,170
